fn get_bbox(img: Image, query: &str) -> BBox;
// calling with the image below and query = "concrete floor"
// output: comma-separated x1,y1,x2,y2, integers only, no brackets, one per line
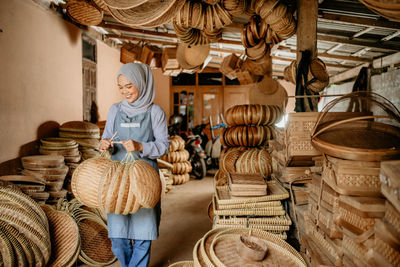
105,175,214,267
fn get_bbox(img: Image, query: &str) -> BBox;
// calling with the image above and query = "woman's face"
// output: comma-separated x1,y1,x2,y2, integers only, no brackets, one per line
118,74,139,103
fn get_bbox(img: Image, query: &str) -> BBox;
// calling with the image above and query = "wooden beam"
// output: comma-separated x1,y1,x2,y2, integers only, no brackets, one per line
99,22,176,38
276,46,372,63
297,0,318,59
105,34,178,46
329,63,370,84
318,13,400,32
372,52,400,68
272,56,351,69
317,33,400,52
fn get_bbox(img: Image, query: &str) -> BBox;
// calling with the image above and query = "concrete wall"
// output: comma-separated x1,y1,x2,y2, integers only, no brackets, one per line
319,68,400,112
0,0,169,170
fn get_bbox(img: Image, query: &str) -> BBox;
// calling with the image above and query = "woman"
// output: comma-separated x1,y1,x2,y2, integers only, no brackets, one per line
100,63,169,267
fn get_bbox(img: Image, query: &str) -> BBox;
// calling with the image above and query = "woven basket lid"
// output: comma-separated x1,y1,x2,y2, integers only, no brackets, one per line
60,121,100,134
39,147,80,157
22,155,65,169
59,131,101,139
66,0,103,26
108,0,185,27
0,175,45,185
75,138,100,149
22,169,67,182
103,0,149,9
176,43,197,69
45,209,81,267
40,137,77,147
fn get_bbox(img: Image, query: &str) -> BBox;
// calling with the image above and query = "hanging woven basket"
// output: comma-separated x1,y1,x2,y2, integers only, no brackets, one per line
66,0,103,26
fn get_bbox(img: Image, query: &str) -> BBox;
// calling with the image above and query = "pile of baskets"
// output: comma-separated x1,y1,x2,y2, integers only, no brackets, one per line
39,138,81,171
71,156,162,214
20,155,69,204
0,186,52,266
173,0,233,45
168,227,306,266
160,136,192,185
47,199,116,267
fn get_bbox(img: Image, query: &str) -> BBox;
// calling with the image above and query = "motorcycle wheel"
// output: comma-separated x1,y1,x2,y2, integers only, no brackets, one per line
191,154,207,179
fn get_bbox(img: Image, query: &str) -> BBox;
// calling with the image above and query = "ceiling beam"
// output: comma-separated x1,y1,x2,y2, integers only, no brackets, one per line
276,46,372,62
329,63,370,84
272,55,351,69
99,22,176,38
317,33,400,52
318,13,400,31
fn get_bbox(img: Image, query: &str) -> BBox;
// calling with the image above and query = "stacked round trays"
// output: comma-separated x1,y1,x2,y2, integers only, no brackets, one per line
40,138,81,165
160,136,192,185
0,186,51,266
193,228,306,266
0,175,46,199
21,155,69,204
74,138,101,160
71,156,162,214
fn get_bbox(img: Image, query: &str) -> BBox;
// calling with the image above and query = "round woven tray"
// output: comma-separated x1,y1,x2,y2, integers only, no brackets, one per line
209,229,306,266
66,0,103,26
22,169,67,182
74,138,100,149
39,147,80,157
60,121,100,134
0,175,45,185
59,131,101,139
22,155,65,169
40,137,77,147
45,209,81,267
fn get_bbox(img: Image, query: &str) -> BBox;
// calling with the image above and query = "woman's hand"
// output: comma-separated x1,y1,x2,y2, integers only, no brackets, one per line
122,140,143,152
100,139,113,151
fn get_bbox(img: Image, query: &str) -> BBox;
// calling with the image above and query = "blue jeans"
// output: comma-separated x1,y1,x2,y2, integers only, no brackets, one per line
110,238,151,267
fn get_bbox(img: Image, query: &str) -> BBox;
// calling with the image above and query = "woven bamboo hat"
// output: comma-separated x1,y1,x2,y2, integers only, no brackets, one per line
184,44,210,67
108,0,185,27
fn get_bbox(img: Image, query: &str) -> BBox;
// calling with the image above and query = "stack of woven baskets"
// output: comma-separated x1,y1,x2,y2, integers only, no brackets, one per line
160,168,174,193
20,155,69,204
0,174,48,203
173,0,233,45
71,156,162,214
168,227,307,266
0,186,52,266
297,92,400,267
160,136,192,185
39,137,82,169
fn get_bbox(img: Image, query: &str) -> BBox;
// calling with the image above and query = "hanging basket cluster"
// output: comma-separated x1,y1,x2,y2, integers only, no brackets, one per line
71,156,161,214
173,0,233,45
241,0,296,63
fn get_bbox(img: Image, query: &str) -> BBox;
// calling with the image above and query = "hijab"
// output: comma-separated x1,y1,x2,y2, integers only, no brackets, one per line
118,63,155,117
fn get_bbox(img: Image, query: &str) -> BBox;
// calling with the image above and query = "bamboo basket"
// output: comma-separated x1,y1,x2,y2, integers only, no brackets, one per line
322,155,381,196
301,235,335,267
307,58,329,93
374,219,400,267
384,200,400,236
213,196,285,216
342,225,375,267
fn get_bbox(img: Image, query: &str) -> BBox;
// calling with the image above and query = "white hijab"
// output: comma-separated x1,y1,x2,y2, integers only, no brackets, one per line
118,63,155,117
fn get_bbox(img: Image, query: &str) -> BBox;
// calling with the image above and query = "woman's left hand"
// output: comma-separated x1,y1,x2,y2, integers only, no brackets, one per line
122,139,143,152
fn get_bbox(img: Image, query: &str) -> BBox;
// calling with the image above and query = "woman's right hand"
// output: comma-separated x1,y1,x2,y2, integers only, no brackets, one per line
100,139,113,151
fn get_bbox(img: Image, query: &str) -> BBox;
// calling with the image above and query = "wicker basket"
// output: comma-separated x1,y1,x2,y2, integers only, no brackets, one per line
307,58,329,93
380,160,400,212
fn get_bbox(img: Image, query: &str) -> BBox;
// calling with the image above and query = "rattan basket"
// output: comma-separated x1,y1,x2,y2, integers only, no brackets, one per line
45,208,80,267
380,159,400,212
168,261,194,267
22,155,65,169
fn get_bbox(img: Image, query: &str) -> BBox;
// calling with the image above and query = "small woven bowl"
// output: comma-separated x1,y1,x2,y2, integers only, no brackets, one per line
236,235,268,262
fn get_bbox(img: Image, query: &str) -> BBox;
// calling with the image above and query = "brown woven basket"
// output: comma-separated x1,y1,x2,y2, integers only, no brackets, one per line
307,58,329,93
60,121,100,134
22,155,65,170
66,0,103,26
103,0,149,9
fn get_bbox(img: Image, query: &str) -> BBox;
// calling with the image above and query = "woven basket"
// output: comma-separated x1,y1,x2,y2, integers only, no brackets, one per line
60,121,100,134
307,58,329,93
380,159,400,212
103,0,148,9
169,261,194,267
66,0,103,26
384,200,400,235
225,104,283,127
45,209,80,267
22,155,65,169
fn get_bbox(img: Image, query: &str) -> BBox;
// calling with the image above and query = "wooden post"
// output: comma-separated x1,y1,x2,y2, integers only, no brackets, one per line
296,0,318,61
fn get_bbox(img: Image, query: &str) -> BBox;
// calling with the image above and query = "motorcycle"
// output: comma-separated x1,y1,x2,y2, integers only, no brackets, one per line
185,134,207,179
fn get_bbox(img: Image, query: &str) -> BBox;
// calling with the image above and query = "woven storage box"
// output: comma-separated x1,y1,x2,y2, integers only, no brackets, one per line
228,173,267,197
162,47,180,70
323,155,381,196
342,224,375,267
120,43,142,64
278,165,310,183
309,194,342,239
384,200,400,236
380,160,400,212
305,215,343,266
284,182,310,206
338,195,384,234
215,179,289,205
301,235,335,267
311,174,340,213
374,219,400,267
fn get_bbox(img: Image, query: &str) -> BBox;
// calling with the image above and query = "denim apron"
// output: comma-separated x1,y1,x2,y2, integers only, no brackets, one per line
107,107,161,240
